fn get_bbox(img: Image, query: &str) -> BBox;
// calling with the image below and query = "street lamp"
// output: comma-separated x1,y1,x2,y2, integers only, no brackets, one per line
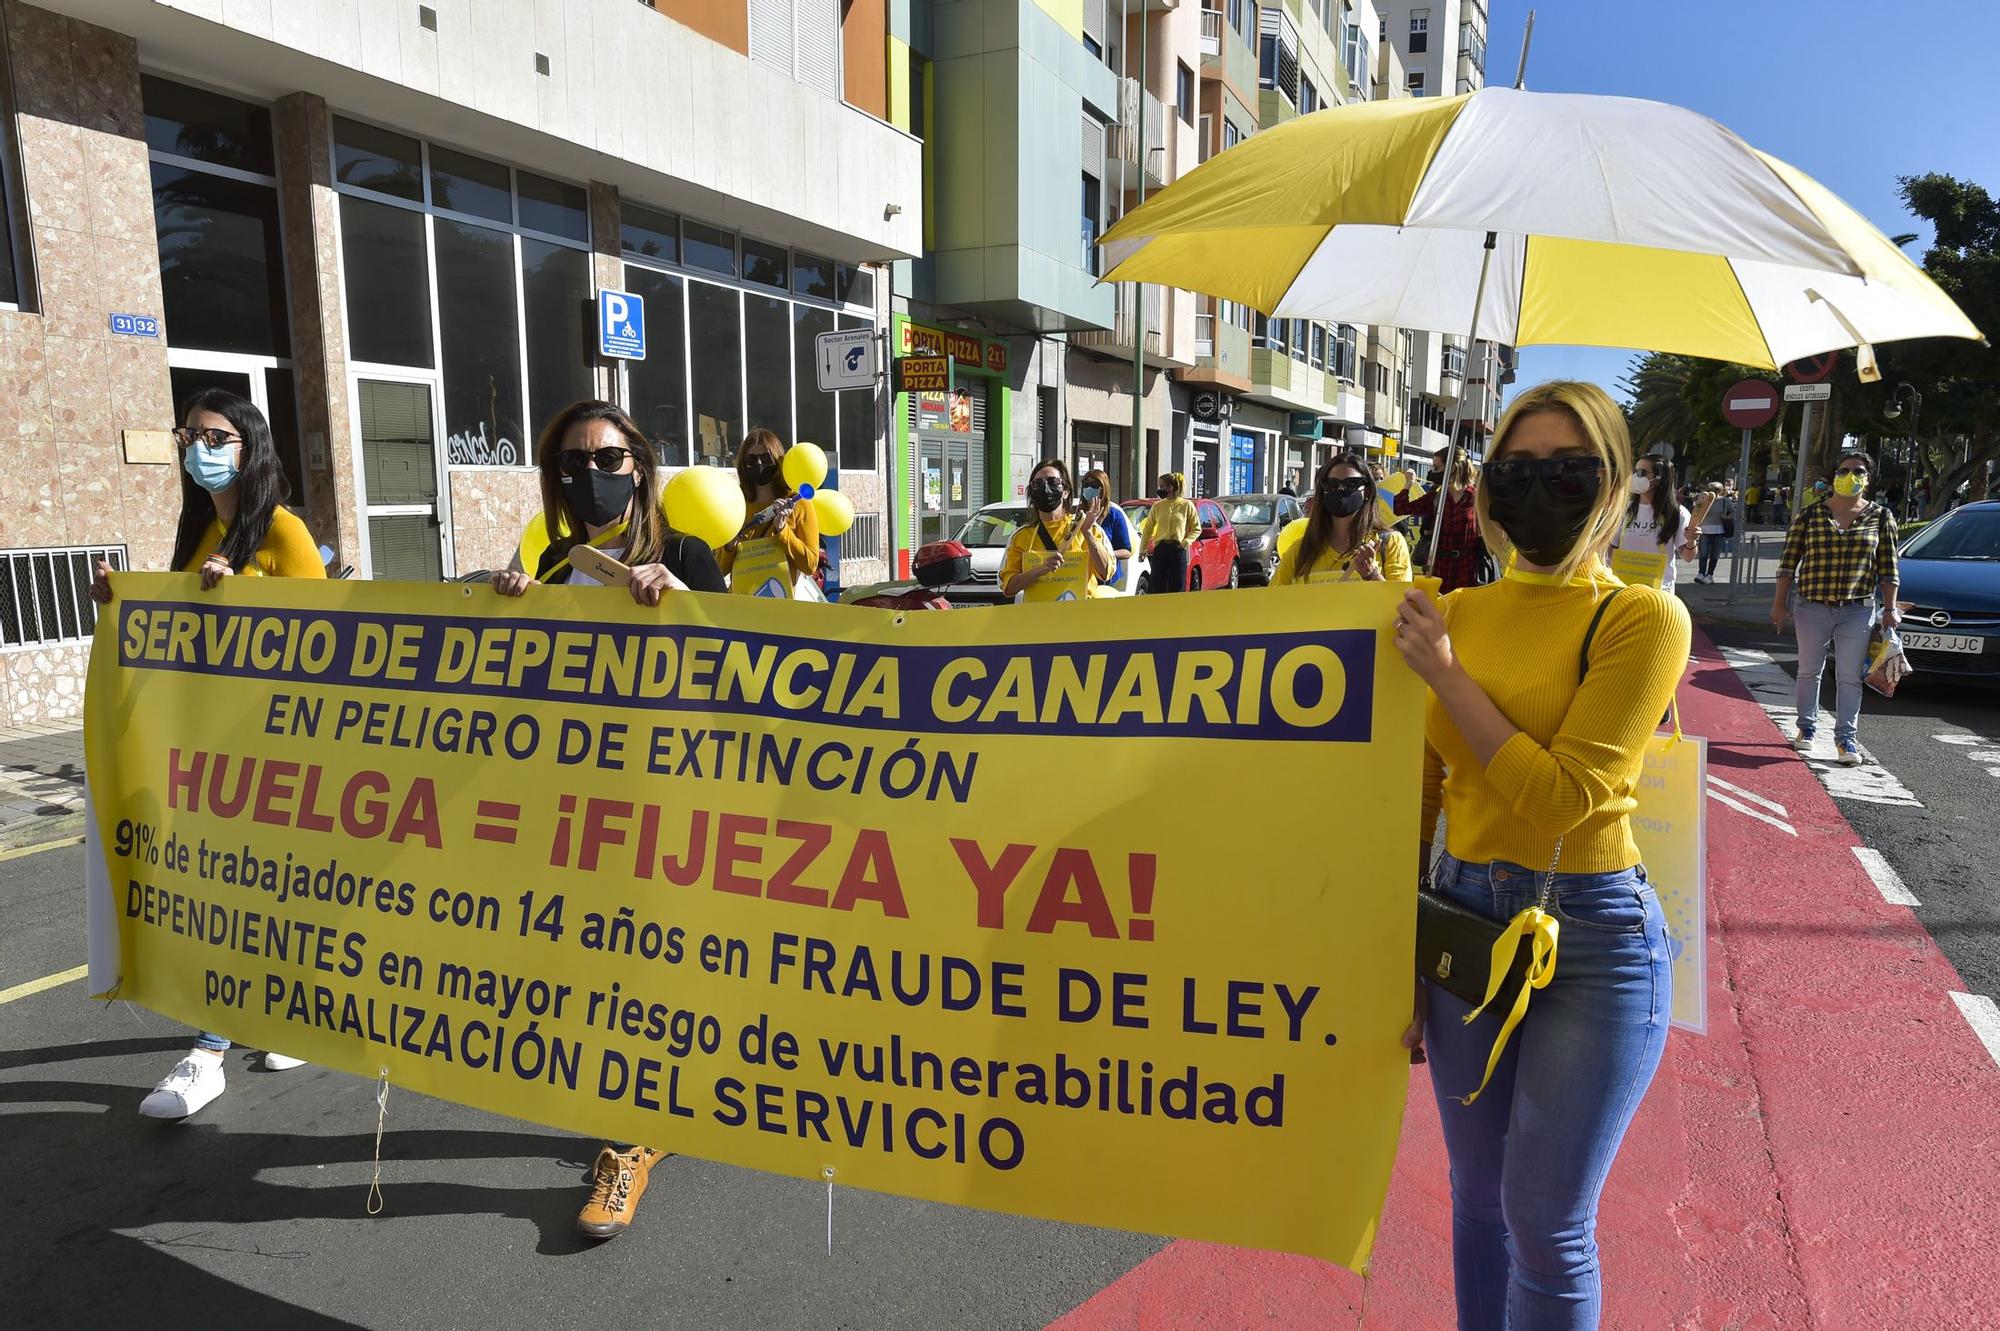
1882,383,1922,517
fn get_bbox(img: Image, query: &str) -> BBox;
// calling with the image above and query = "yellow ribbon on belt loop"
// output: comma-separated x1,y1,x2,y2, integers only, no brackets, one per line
1456,907,1562,1105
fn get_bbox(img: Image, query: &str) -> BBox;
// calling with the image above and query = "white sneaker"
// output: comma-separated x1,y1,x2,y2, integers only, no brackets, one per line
1792,729,1815,752
140,1050,226,1119
1837,745,1864,767
262,1052,308,1071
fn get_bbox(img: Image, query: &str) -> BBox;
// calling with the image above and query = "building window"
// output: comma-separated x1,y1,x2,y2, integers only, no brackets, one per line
1224,119,1242,150
1230,0,1248,38
1195,297,1215,356
1409,11,1430,54
1344,23,1369,95
621,203,680,263
624,265,688,464
1177,61,1195,126
1311,324,1326,370
1289,320,1308,365
1407,70,1426,95
1081,172,1101,276
339,196,433,368
1334,324,1358,380
1257,9,1299,102
1300,75,1319,115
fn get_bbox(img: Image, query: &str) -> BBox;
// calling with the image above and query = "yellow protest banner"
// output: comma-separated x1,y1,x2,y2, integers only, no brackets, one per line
83,576,1424,1270
1629,732,1708,1034
1608,547,1670,589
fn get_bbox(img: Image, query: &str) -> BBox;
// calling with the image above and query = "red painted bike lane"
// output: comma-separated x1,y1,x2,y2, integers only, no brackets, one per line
1047,630,2000,1330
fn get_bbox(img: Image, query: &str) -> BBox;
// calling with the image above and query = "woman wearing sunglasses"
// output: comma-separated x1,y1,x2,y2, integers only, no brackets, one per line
88,387,324,1119
1770,451,1900,767
1270,451,1412,585
718,428,821,598
1393,381,1689,1331
1609,452,1696,591
493,400,723,602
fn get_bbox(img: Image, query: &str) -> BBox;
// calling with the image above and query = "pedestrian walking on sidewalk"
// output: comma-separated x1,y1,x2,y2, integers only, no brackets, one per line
1694,482,1731,583
1396,380,1689,1331
1610,453,1695,592
88,387,323,1119
1771,452,1901,767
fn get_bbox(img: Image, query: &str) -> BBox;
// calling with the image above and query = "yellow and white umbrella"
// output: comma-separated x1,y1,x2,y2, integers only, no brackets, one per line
1099,89,1982,369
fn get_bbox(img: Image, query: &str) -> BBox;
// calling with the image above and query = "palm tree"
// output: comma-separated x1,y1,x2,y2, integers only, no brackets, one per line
1622,354,1698,453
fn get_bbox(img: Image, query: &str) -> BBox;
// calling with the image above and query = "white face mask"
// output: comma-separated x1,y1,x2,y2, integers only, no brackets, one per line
1629,473,1653,496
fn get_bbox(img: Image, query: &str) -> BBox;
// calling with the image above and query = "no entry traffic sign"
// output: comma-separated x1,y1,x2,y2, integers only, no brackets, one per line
1721,378,1781,429
1786,352,1838,384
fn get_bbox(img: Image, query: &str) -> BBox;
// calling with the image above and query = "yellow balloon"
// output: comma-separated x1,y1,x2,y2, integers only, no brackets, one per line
665,466,748,549
1277,518,1306,553
782,441,830,492
811,488,856,537
516,512,566,573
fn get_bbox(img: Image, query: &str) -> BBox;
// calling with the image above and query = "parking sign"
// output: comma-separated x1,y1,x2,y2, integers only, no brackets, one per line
598,290,646,360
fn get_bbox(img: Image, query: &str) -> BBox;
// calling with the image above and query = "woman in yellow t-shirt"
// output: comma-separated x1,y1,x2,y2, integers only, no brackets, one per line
87,387,325,1122
1391,381,1689,1326
1138,471,1201,594
1270,451,1412,586
717,428,821,597
1000,459,1112,602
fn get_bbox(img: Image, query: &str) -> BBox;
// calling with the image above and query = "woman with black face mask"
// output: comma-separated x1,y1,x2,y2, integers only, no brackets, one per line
718,428,822,597
492,400,723,603
1139,471,1200,594
1271,452,1412,585
1001,459,1112,601
1391,381,1690,1330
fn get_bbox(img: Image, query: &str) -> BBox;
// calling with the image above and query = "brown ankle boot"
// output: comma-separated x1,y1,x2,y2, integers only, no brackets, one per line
577,1145,665,1239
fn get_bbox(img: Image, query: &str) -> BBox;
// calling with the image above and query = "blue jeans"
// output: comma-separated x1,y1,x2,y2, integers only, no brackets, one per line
1697,532,1725,577
1424,853,1672,1331
1792,598,1873,749
195,1031,231,1053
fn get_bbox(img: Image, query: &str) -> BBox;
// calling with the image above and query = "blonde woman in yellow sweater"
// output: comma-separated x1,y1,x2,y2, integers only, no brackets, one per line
1392,381,1690,1331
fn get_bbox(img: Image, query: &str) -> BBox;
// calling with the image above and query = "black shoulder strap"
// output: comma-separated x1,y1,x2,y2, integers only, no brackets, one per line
1578,586,1626,684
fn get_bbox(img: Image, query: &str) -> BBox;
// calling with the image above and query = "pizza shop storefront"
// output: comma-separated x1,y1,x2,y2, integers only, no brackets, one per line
892,317,1012,575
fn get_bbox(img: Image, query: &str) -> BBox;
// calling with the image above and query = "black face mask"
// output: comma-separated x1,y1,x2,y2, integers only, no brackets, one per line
1487,473,1603,566
1320,487,1367,518
740,454,779,486
564,467,636,529
1028,477,1068,513
1155,485,1172,499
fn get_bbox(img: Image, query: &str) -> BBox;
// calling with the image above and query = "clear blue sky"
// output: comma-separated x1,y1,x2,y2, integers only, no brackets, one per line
1497,0,1999,406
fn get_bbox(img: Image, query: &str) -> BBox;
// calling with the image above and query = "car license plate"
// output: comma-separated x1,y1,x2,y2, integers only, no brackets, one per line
1901,631,1985,654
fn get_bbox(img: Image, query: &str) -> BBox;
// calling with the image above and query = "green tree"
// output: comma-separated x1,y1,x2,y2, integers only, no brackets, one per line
1621,353,1783,484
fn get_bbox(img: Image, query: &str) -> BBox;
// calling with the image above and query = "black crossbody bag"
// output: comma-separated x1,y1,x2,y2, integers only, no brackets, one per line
1415,588,1625,1006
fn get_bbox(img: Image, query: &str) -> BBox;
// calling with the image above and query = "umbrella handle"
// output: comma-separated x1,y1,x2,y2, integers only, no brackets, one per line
1423,231,1499,580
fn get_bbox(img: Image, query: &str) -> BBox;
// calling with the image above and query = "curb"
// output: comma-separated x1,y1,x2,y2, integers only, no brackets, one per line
0,810,85,856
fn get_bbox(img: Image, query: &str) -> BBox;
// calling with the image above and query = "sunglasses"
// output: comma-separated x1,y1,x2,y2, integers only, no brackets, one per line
172,427,242,449
1321,477,1371,495
556,446,636,475
1483,455,1605,502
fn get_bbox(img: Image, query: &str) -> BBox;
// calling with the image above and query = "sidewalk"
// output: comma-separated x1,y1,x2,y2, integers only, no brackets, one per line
1672,521,1788,631
1052,626,2000,1330
0,720,85,854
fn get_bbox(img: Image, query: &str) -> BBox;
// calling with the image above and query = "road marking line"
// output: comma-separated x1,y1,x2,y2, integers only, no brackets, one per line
1706,789,1798,835
0,963,87,1005
1718,648,1926,808
1707,774,1788,816
1949,992,2000,1071
0,834,84,862
1934,734,1980,745
1850,847,1920,907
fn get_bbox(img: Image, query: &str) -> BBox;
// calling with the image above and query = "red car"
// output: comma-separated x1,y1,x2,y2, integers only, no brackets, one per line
1121,498,1242,593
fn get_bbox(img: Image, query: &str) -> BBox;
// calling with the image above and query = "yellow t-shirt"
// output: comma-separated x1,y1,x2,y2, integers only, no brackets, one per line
1140,497,1202,547
1421,568,1691,873
1000,515,1113,600
718,496,821,583
180,508,326,578
1271,529,1412,585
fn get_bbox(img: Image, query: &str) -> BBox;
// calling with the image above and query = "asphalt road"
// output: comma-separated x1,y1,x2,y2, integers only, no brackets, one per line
0,841,1159,1331
1700,618,2000,999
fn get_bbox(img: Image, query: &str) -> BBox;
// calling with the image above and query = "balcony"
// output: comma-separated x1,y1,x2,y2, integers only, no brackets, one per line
1201,8,1221,56
1072,284,1169,364
1105,78,1168,190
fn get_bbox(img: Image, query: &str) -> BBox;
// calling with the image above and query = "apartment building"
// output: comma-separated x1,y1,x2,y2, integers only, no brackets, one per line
0,0,919,723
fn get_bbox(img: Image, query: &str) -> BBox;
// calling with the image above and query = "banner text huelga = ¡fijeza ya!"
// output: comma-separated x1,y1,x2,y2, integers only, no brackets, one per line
115,600,1374,741
86,576,1421,1273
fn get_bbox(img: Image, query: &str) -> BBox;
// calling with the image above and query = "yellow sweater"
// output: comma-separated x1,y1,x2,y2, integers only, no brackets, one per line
1422,568,1691,873
181,509,325,578
1271,529,1412,585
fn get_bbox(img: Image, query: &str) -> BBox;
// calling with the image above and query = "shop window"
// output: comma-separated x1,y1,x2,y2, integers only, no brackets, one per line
624,265,688,465
517,170,589,242
621,204,679,262
684,220,738,276
687,279,742,464
520,237,592,432
835,263,873,308
332,118,423,201
793,252,835,301
793,303,837,452
836,312,877,469
339,195,433,367
434,217,526,465
151,162,290,357
142,75,275,175
743,238,789,291
744,293,794,437
428,145,512,224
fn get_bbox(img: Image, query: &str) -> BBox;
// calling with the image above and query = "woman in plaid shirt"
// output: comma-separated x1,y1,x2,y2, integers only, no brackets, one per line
1771,451,1902,766
1396,449,1487,591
